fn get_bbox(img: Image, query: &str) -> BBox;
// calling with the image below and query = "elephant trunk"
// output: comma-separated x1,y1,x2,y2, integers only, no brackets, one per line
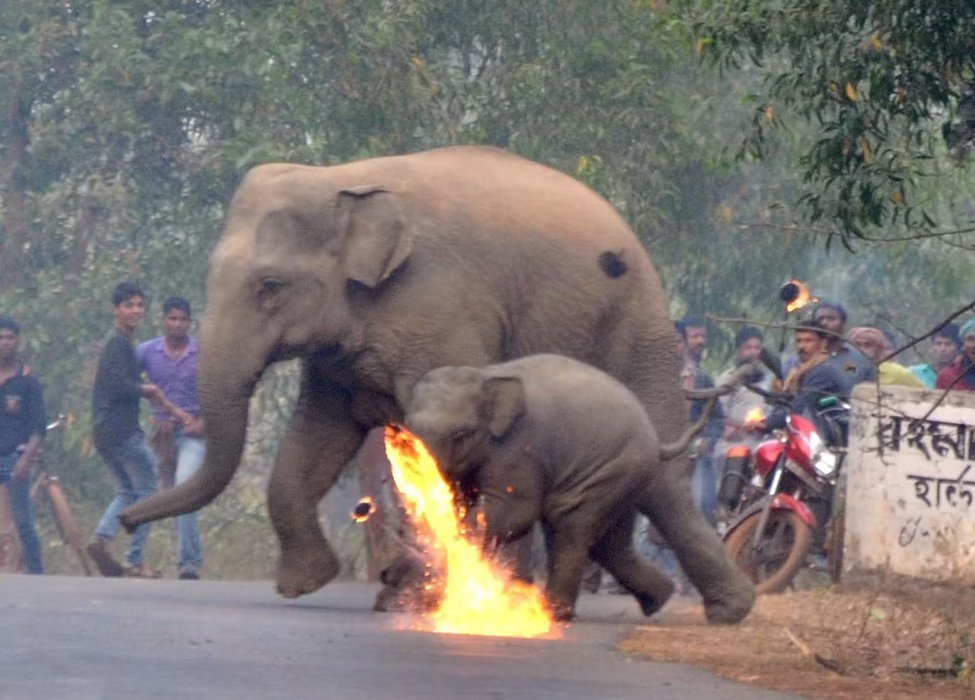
659,360,760,461
658,395,719,462
118,379,255,531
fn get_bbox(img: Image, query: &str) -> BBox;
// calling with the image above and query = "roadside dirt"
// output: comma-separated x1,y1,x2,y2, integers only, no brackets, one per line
621,576,974,700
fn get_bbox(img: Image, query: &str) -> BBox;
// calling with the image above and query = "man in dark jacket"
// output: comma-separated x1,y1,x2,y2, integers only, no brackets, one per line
87,281,190,578
749,318,853,434
813,300,876,386
0,316,47,574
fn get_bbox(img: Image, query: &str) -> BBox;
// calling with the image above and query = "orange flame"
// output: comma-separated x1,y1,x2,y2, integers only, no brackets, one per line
785,280,816,312
384,425,558,638
744,406,765,424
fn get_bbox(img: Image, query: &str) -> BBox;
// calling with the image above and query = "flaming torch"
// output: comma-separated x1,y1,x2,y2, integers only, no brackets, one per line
777,279,818,353
779,279,817,313
383,425,558,638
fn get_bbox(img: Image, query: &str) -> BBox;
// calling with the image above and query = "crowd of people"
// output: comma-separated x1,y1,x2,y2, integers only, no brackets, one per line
676,303,975,525
0,281,206,578
630,302,975,593
2,281,974,584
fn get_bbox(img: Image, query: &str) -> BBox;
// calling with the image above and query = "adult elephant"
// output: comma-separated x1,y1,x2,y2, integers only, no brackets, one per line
119,145,754,623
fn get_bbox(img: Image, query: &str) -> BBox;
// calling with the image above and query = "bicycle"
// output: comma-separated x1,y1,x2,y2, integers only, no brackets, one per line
0,414,92,575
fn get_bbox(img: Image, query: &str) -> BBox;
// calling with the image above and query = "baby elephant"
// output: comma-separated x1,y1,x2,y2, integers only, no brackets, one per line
400,353,696,621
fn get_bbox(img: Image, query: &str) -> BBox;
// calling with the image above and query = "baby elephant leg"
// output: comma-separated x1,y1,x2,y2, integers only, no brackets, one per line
591,511,675,617
493,531,535,583
544,521,596,621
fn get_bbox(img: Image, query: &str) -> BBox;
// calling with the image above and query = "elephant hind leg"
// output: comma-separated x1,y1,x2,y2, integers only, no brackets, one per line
634,479,755,624
590,511,675,618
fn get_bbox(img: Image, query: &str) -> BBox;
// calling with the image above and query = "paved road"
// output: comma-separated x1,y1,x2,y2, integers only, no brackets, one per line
0,575,802,699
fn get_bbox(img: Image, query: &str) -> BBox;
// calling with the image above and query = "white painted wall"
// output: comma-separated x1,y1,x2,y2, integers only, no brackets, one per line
844,383,975,584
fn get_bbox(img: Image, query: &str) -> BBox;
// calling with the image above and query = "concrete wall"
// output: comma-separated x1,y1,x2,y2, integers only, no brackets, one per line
844,383,975,584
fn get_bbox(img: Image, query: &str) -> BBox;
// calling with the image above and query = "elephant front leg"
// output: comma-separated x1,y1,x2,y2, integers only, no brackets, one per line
543,523,593,621
268,384,366,599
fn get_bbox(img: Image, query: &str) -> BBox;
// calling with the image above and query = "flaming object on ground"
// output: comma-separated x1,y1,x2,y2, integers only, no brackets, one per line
383,424,557,638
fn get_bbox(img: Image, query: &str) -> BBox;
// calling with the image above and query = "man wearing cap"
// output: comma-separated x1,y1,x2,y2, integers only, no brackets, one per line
813,300,877,385
747,318,854,434
935,319,975,392
910,323,961,389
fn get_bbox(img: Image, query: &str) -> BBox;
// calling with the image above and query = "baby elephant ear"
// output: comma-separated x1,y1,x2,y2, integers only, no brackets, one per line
483,376,526,438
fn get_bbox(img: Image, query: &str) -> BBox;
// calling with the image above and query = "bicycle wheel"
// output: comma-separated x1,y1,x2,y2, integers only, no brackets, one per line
42,478,93,576
0,485,23,572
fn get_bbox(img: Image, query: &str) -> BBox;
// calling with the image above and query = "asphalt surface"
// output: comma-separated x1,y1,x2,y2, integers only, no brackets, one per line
0,575,803,700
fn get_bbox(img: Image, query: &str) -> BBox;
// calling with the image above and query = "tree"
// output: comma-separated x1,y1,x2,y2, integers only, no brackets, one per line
1,0,972,575
689,0,975,248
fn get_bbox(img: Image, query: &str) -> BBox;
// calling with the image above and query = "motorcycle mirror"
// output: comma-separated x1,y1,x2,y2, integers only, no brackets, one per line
759,346,784,380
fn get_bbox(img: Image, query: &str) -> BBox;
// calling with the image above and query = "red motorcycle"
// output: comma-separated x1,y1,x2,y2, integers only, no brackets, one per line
718,396,848,593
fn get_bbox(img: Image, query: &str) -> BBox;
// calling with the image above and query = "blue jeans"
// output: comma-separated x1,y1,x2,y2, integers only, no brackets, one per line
634,515,690,595
94,433,157,566
174,433,205,573
0,452,43,574
691,454,718,527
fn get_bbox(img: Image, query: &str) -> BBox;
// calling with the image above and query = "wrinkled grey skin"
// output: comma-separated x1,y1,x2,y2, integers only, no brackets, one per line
402,354,679,621
118,145,754,624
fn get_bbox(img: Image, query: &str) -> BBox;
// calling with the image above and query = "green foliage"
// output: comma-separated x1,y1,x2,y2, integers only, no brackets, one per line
2,0,974,578
689,0,975,247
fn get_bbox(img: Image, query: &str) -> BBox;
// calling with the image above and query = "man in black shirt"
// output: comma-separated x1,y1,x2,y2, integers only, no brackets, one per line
813,300,877,386
87,281,189,578
0,316,47,574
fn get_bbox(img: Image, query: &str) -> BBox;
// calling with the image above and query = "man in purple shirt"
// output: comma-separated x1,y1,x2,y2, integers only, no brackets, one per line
138,296,206,580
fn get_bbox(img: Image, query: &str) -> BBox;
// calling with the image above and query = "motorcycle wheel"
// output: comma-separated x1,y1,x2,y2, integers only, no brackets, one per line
724,510,814,594
826,473,848,583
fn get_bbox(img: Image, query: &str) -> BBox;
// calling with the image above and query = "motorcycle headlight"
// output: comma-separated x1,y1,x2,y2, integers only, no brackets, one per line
808,432,838,478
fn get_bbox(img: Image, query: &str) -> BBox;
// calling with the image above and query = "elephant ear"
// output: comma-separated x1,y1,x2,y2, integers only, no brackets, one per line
483,376,526,439
337,185,415,288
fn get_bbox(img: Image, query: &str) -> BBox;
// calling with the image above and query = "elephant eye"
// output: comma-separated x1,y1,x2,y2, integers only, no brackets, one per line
453,427,477,441
258,277,286,299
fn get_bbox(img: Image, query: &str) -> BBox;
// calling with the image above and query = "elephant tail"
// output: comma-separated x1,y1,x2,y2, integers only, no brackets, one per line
658,395,719,462
658,361,760,462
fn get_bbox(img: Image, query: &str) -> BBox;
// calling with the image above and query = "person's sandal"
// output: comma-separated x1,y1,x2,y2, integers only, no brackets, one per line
122,563,162,579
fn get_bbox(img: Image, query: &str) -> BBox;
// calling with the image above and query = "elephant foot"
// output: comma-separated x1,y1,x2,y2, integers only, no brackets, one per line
548,603,575,622
275,544,340,599
634,578,675,618
373,554,443,613
701,580,757,624
373,583,442,613
635,592,663,617
543,593,576,622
